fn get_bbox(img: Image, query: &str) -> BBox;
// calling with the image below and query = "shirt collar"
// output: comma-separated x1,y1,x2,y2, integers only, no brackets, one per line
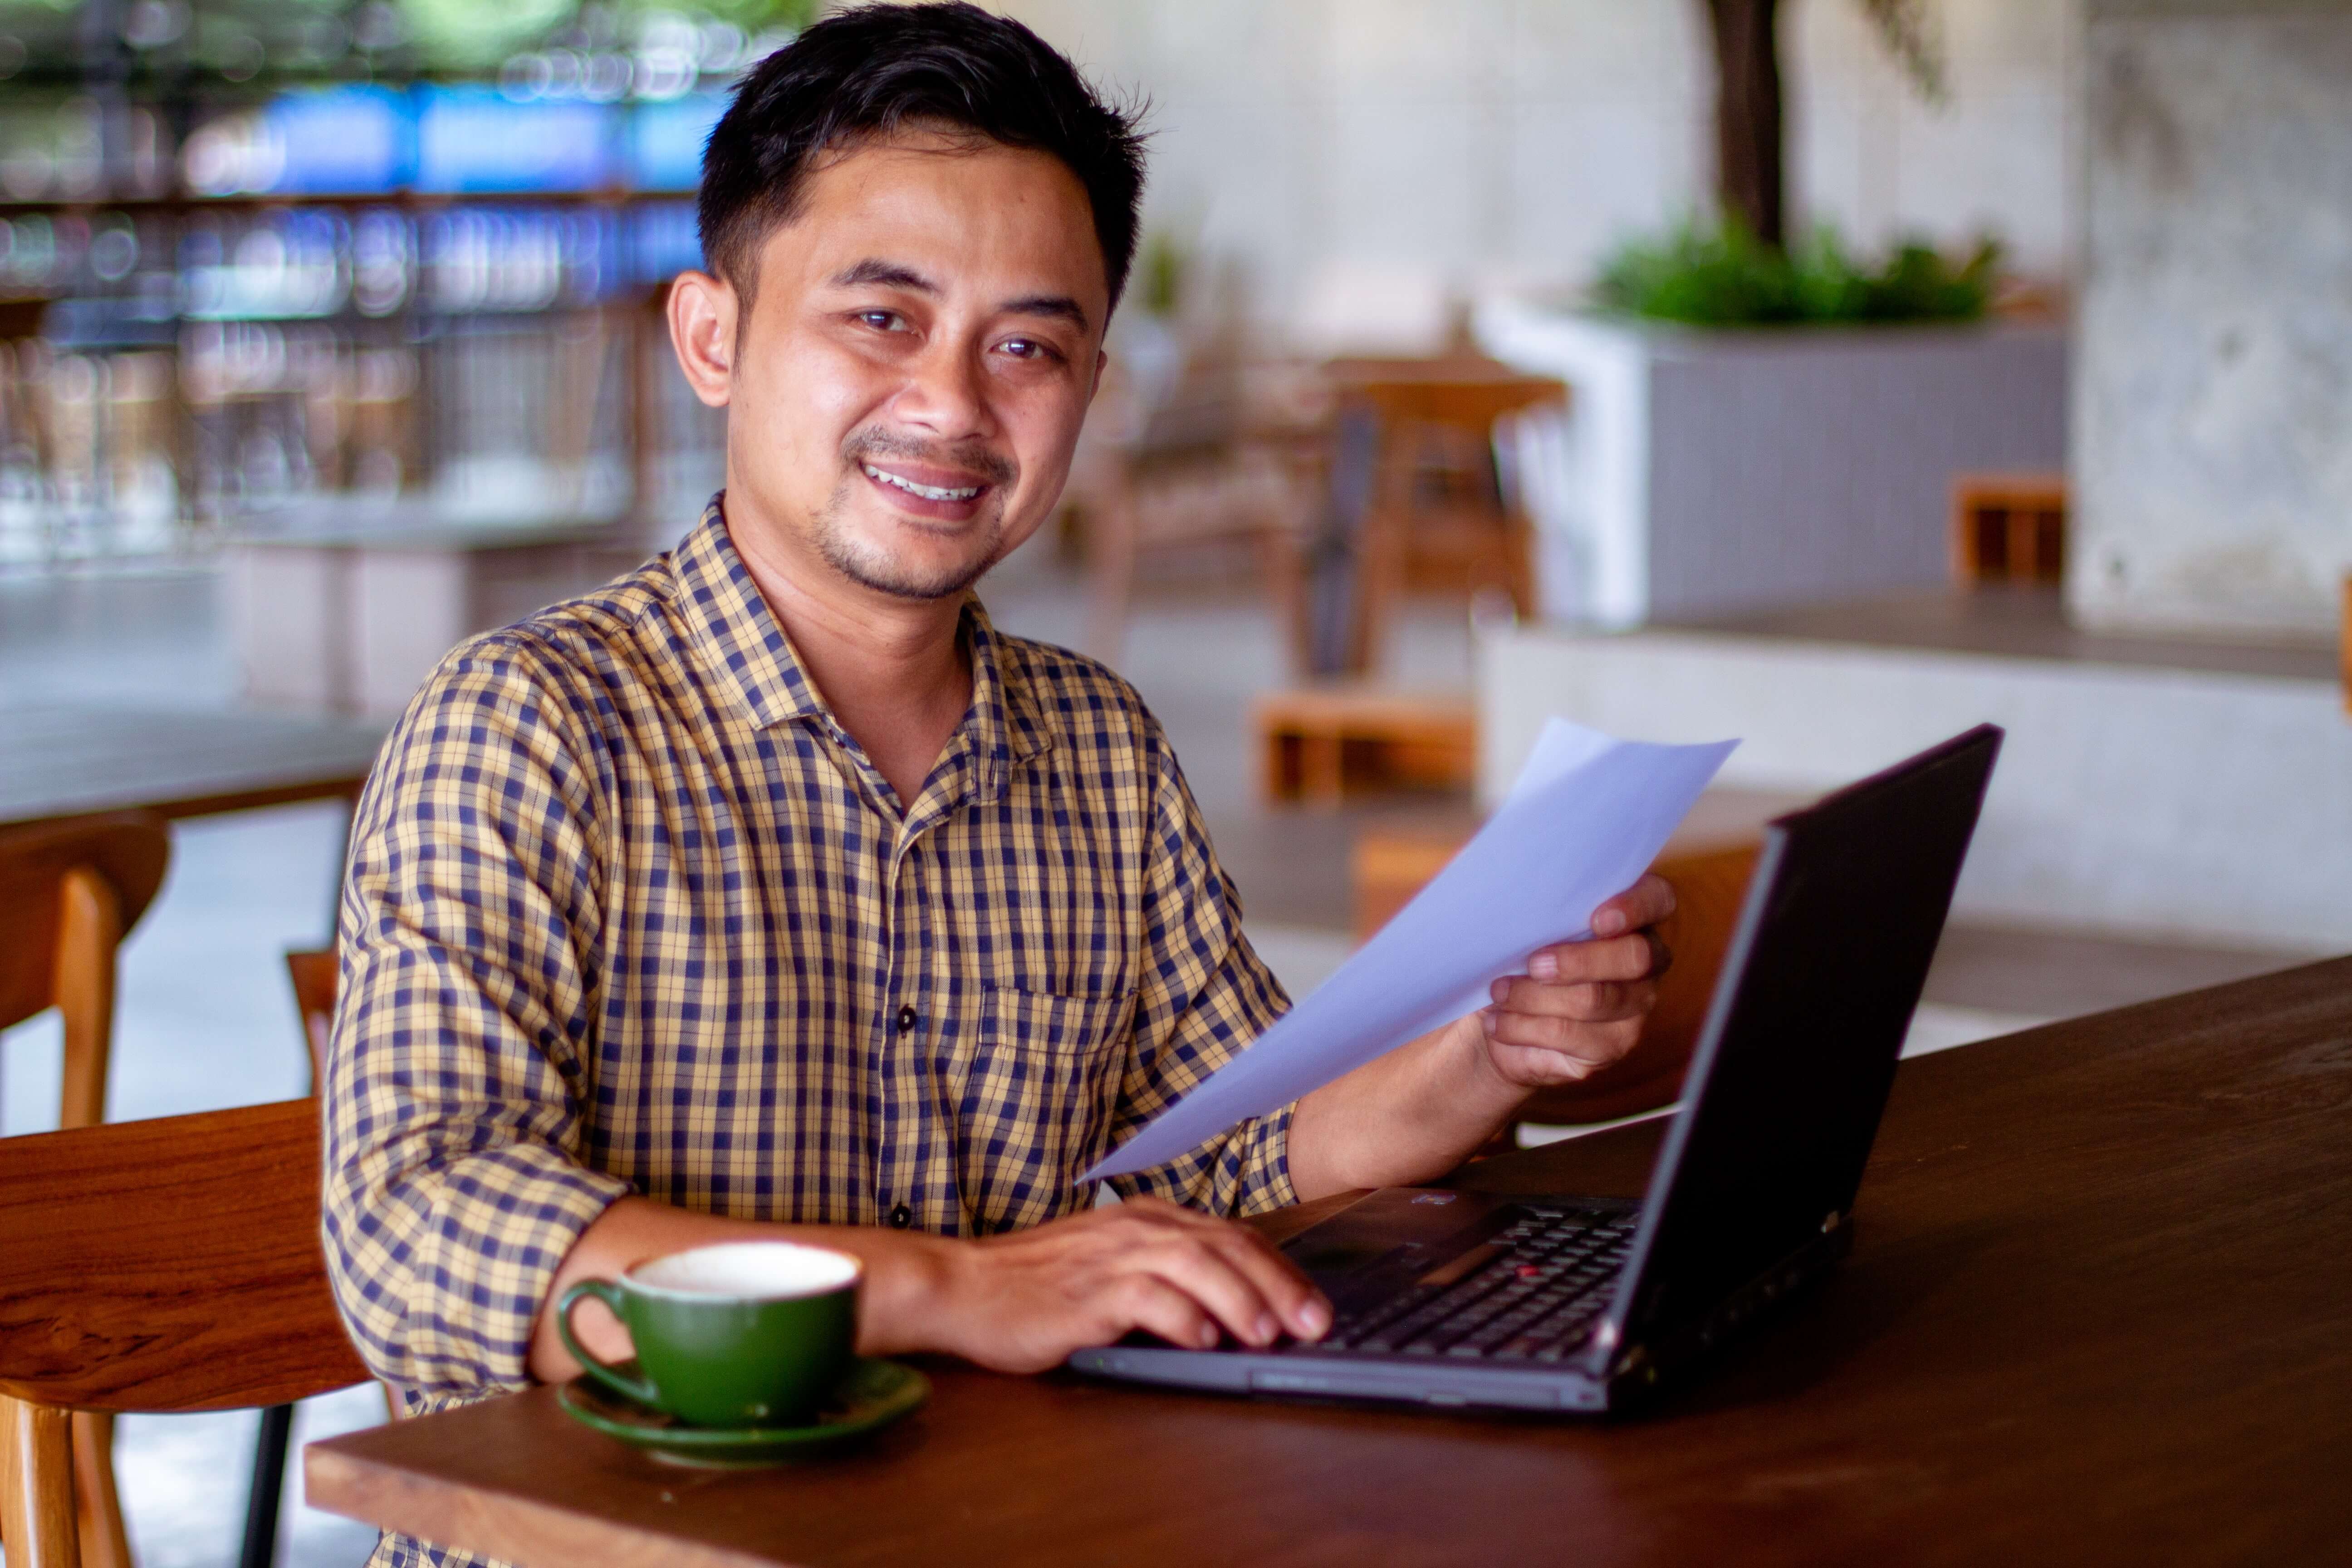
670,498,1051,795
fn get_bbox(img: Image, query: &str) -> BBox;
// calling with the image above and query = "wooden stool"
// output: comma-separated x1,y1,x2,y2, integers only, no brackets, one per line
1254,686,1475,808
1951,473,2067,586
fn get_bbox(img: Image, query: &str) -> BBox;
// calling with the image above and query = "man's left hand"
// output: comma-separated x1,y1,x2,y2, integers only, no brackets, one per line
1475,873,1676,1089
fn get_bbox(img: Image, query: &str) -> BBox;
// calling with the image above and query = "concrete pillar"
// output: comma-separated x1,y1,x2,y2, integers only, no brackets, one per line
2071,0,2352,642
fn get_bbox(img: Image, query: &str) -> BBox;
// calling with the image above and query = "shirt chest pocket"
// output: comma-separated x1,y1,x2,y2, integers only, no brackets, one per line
954,985,1134,1235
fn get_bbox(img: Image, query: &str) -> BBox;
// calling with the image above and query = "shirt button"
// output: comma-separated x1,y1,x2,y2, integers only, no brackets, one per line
894,1004,917,1033
888,1204,913,1230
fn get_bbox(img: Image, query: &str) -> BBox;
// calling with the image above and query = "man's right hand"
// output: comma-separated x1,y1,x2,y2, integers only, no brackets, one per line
531,1194,1330,1384
923,1196,1331,1373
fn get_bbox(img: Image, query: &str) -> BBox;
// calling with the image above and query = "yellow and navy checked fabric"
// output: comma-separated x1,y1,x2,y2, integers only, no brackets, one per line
323,502,1294,1567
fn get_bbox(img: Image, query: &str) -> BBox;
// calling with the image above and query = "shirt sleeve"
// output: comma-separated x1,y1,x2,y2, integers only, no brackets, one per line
321,634,633,1402
1105,714,1299,1218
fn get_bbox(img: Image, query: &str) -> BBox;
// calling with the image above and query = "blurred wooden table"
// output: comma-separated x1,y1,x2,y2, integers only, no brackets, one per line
305,958,2352,1566
0,706,386,831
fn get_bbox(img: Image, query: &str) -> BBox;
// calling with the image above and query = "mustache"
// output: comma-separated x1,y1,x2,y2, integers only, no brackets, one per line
843,428,1017,488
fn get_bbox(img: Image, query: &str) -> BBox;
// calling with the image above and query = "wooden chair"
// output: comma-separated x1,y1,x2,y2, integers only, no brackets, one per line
284,947,407,1435
0,813,170,1568
0,813,170,1132
284,948,337,1087
0,1098,373,1568
1074,354,1324,666
1513,842,1760,1130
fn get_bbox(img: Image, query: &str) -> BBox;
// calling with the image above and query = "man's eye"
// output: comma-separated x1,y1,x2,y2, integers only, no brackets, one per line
1000,338,1057,361
856,310,904,331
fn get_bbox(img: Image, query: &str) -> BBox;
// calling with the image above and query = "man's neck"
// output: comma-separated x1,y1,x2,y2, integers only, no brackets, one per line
722,508,973,809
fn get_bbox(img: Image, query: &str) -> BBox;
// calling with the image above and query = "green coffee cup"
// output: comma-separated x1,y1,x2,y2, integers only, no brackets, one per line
557,1240,861,1428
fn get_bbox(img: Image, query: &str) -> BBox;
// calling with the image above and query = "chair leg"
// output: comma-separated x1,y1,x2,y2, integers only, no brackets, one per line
69,1412,132,1568
1082,479,1142,664
54,867,123,1132
2,1393,85,1568
236,1403,294,1568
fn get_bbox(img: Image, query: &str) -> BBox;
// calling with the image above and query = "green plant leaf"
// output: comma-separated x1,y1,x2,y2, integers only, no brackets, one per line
1592,216,1997,328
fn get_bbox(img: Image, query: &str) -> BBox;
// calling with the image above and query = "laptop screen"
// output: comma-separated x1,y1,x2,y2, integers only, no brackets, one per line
1608,727,2001,1343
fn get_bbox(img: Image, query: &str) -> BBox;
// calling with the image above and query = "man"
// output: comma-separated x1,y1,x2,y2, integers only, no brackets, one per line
326,7,1670,1553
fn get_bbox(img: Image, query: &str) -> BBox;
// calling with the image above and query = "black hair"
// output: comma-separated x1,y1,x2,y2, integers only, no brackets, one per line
697,2,1147,314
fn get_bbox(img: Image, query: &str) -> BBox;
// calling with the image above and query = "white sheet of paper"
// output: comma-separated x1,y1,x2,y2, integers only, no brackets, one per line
1084,719,1737,1181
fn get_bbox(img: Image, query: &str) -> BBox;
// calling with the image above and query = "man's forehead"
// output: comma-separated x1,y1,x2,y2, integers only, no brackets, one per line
767,134,1108,309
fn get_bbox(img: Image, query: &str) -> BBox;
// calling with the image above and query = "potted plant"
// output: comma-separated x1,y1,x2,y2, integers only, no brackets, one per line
1478,0,2067,627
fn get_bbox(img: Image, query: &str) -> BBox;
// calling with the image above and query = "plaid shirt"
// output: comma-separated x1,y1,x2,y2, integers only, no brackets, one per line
323,502,1294,1568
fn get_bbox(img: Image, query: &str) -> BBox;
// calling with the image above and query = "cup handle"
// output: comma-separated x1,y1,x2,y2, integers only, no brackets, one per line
556,1280,662,1407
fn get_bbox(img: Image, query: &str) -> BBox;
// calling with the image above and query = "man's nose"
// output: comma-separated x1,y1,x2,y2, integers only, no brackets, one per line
892,338,994,442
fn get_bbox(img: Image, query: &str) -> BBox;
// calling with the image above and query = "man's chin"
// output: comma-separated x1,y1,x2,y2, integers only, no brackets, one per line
820,537,999,602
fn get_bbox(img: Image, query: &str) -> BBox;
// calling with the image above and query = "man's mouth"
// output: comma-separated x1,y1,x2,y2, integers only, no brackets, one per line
861,462,984,504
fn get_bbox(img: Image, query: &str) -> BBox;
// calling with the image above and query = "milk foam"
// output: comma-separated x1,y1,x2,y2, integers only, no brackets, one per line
631,1241,859,1299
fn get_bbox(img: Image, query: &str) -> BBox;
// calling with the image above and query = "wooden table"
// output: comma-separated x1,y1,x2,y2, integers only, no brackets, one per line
306,958,2352,1566
0,705,386,831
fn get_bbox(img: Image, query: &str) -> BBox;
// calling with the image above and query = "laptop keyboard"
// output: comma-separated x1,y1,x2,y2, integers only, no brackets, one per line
1316,1208,1636,1363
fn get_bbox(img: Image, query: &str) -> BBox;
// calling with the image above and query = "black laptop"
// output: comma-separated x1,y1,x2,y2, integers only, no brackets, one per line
1071,723,2003,1414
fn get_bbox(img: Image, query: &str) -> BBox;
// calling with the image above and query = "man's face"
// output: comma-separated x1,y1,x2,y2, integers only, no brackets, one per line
706,132,1109,602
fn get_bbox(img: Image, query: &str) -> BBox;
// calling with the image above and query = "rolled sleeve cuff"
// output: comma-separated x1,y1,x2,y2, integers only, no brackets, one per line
337,1141,633,1400
1116,1098,1299,1219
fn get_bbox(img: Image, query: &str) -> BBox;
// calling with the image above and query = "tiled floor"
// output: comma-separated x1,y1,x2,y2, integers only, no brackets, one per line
0,539,2313,1567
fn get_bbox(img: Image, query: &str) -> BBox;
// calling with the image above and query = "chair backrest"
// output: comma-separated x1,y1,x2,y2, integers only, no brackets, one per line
285,948,338,1086
0,1098,371,1414
0,813,169,1130
1518,842,1762,1129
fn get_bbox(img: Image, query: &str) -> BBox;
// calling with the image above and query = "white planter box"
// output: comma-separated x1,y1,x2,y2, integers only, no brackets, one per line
1475,300,2068,627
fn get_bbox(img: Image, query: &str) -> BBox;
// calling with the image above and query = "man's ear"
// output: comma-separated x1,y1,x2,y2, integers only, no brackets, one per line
1088,347,1109,404
666,269,739,409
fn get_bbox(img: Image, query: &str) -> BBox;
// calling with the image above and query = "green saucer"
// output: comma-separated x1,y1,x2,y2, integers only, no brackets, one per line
558,1357,928,1467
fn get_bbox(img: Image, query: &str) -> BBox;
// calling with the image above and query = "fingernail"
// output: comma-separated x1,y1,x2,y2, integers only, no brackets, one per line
1298,1299,1331,1339
1594,909,1627,936
1255,1312,1278,1344
1199,1322,1220,1348
1529,951,1558,980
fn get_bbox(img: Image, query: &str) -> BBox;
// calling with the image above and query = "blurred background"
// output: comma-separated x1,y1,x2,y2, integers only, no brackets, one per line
1,1,2346,1565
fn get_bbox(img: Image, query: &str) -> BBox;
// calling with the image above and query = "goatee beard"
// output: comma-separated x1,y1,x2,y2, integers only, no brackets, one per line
814,430,1018,601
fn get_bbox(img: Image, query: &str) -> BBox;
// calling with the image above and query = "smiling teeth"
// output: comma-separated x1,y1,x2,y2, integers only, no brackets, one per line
863,463,980,502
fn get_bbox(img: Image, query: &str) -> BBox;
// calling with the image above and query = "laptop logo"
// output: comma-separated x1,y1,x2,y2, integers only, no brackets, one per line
1411,1193,1457,1205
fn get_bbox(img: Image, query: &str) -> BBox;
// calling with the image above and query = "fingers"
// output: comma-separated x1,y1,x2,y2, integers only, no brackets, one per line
1590,872,1676,938
1113,1201,1332,1346
1480,992,1652,1058
1107,1273,1219,1351
1519,931,1662,987
1489,971,1659,1021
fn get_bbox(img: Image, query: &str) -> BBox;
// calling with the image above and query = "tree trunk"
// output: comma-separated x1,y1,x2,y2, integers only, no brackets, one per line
1703,0,1785,248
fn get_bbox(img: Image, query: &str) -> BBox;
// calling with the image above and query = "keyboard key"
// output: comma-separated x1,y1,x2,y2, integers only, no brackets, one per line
1323,1208,1638,1360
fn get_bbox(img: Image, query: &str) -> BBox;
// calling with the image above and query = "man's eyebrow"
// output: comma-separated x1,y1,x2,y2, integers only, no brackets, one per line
827,263,1089,333
830,258,938,293
999,293,1091,333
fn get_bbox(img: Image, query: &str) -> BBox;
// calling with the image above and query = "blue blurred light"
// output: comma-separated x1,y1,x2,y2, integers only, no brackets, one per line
630,201,703,284
415,86,614,194
628,93,726,191
265,85,415,194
